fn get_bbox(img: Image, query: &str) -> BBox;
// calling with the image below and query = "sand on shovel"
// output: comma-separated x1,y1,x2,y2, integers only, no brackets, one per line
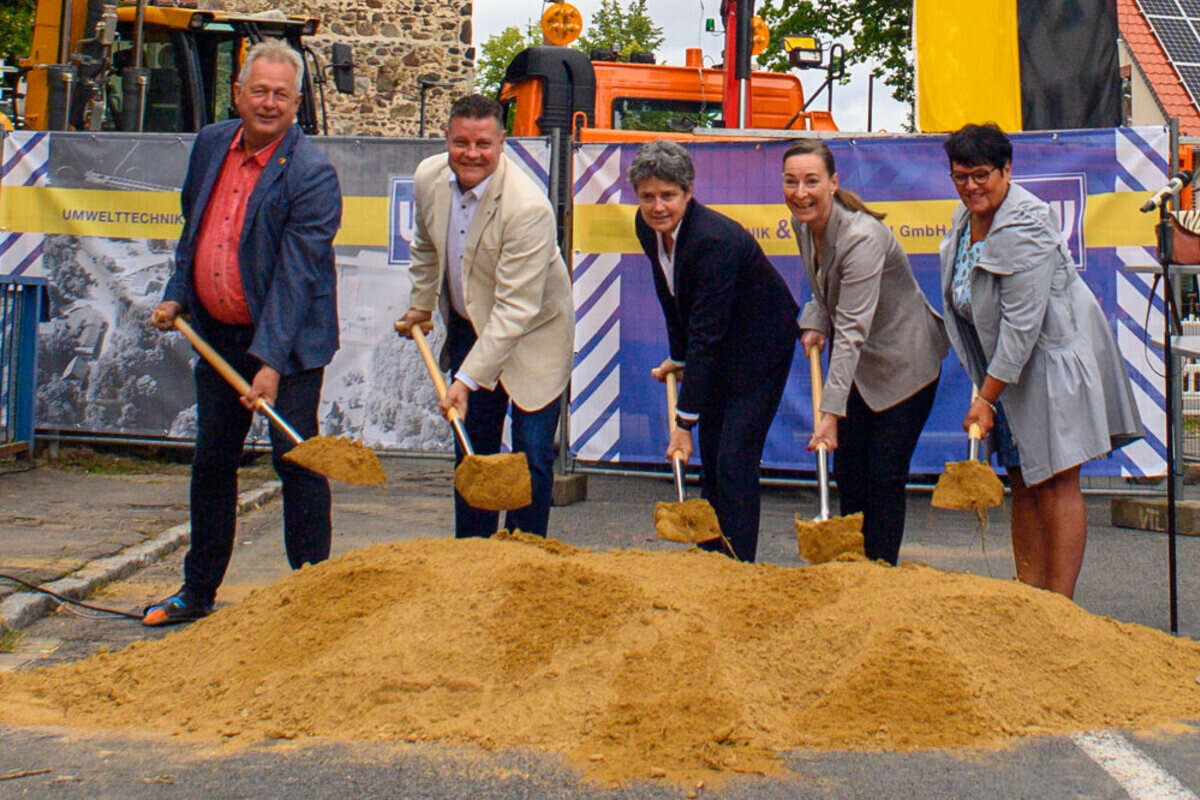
655,497,722,543
796,512,865,563
454,452,533,510
5,536,1200,789
283,435,386,486
932,459,1005,511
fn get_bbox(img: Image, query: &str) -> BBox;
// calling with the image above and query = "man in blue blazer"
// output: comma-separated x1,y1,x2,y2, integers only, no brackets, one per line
145,40,342,625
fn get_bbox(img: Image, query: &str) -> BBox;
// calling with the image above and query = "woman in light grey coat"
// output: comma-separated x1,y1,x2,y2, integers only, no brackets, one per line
939,123,1143,598
786,139,949,565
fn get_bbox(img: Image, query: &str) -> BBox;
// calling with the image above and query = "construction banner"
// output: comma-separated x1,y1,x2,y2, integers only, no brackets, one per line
569,128,1168,478
0,130,552,454
916,0,1122,132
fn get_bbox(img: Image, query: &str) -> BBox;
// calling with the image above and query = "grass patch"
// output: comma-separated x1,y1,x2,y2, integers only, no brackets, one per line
46,445,190,476
0,626,21,653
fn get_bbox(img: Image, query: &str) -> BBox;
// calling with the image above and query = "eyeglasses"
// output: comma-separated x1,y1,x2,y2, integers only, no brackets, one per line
949,166,998,187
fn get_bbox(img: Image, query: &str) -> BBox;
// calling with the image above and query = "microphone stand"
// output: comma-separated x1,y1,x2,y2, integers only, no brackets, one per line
1155,192,1180,634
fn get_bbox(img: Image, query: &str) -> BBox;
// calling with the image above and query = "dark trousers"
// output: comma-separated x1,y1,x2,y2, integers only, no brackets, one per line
695,342,795,563
834,375,939,565
183,321,331,603
446,310,561,539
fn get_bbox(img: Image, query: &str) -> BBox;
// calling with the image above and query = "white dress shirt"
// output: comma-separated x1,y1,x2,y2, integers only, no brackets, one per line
446,172,493,390
657,221,694,422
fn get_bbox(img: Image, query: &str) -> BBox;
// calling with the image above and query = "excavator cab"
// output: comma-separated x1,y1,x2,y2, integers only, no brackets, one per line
19,2,354,134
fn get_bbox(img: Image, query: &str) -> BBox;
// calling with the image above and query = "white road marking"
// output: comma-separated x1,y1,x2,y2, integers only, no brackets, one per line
1071,730,1198,800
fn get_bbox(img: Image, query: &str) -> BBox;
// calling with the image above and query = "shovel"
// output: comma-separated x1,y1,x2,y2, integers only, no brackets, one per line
795,346,863,564
652,371,731,553
165,315,385,486
931,387,1004,512
399,320,532,512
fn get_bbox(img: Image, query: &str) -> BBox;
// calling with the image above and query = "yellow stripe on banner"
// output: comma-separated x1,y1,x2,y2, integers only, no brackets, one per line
574,195,1155,256
0,187,392,247
336,196,389,246
1082,191,1156,249
1,187,184,238
914,0,1022,132
2,187,1153,253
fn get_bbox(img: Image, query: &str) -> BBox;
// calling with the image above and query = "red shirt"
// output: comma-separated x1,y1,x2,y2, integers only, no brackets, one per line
192,128,284,325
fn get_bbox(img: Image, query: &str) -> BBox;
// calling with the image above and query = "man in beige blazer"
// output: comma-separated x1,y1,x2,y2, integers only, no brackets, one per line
397,94,574,538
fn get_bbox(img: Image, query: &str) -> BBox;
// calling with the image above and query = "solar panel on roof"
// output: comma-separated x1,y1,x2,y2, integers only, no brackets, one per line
1141,0,1184,13
1148,16,1200,61
1138,0,1200,108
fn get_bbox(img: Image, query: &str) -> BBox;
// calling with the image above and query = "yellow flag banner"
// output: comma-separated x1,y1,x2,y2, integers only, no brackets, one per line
915,0,1022,132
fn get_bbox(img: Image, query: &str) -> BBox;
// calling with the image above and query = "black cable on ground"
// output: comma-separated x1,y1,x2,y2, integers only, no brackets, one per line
0,572,143,620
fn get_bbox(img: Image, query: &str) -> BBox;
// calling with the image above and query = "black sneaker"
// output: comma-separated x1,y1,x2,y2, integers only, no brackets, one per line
141,588,213,626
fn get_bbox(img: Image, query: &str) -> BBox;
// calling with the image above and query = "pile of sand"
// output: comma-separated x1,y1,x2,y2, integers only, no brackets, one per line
2,534,1199,787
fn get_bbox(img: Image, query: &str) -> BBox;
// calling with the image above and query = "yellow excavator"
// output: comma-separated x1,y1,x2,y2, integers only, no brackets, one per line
16,0,353,133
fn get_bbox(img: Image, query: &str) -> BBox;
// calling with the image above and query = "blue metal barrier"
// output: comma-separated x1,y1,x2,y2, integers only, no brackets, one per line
0,276,50,456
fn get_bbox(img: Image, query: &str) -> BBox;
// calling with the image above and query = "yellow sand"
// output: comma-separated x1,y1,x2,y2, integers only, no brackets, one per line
2,536,1200,788
655,497,722,543
932,460,1005,511
454,453,532,510
795,512,865,563
283,436,386,486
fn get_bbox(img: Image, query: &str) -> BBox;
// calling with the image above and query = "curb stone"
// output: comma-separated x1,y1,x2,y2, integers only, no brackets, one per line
0,481,282,631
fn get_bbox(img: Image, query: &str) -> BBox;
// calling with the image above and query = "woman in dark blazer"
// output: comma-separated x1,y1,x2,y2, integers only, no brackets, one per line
629,139,799,562
785,139,949,565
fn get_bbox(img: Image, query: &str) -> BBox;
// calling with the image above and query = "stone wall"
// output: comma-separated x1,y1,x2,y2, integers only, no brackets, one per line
203,0,475,136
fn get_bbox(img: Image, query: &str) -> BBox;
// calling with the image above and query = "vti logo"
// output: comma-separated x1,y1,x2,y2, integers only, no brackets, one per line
389,177,415,265
1014,174,1086,271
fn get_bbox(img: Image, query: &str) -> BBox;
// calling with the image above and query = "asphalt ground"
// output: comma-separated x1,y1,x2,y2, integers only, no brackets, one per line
1,453,1199,798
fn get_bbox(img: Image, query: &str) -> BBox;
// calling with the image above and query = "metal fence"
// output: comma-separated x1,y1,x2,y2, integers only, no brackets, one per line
0,276,49,456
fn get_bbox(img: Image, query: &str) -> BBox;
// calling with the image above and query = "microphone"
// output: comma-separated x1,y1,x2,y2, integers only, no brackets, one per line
1140,170,1194,212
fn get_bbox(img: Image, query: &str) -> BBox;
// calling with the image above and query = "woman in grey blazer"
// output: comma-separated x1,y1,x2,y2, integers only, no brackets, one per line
786,140,950,565
939,123,1143,598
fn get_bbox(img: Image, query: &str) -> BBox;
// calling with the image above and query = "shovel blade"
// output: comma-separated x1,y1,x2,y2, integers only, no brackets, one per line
283,435,386,486
931,459,1004,511
654,498,722,543
794,512,864,564
455,452,533,511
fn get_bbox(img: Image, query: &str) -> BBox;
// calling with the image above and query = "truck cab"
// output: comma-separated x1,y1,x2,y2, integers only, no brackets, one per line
499,45,837,143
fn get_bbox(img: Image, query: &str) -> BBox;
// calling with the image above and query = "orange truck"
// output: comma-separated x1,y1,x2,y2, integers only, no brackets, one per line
497,0,839,142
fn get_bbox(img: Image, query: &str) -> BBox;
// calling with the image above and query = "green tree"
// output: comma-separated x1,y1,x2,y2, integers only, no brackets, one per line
0,0,35,61
575,0,665,60
756,0,912,113
475,21,543,97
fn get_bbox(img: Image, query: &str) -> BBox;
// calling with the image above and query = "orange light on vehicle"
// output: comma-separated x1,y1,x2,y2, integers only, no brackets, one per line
542,2,583,46
751,16,770,55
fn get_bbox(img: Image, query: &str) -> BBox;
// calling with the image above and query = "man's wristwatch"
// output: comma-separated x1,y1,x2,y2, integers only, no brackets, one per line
674,415,696,431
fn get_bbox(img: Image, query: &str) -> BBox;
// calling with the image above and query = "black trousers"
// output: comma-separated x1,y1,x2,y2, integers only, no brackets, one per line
183,321,331,603
834,374,940,565
695,341,795,563
445,309,561,539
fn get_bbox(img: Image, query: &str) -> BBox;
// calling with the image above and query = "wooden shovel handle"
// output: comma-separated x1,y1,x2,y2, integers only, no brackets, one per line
665,371,679,431
168,315,303,445
968,385,982,441
808,346,824,429
400,321,462,424
173,316,252,397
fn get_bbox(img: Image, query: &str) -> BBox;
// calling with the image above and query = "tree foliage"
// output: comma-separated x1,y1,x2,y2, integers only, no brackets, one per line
474,21,543,98
0,0,35,62
756,0,912,110
575,0,664,60
475,1,667,98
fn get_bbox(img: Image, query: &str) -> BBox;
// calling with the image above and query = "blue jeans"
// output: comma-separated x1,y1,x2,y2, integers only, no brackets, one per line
446,310,561,538
184,320,331,603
